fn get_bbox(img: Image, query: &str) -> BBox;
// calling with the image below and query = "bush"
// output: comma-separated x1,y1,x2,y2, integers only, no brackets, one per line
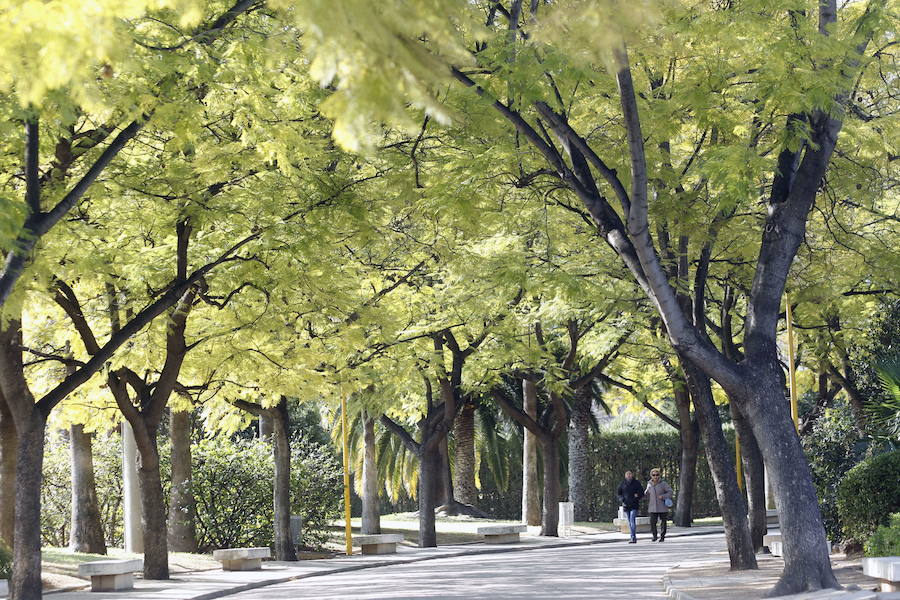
41,431,124,547
192,435,342,551
866,513,900,557
802,401,871,540
0,540,11,579
837,449,900,543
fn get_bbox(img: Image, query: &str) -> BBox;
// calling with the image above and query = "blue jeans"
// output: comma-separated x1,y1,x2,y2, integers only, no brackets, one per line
626,508,638,540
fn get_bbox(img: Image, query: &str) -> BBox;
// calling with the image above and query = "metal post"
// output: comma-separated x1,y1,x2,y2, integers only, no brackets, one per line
341,393,352,556
786,299,799,432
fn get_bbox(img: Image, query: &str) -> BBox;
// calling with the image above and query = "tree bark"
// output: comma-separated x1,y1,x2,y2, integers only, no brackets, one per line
0,395,15,548
568,385,591,522
69,424,107,554
417,444,439,547
133,431,169,579
521,379,541,526
437,435,453,507
271,398,297,561
167,409,198,553
731,402,767,551
682,359,757,570
736,365,838,594
258,414,274,441
10,408,45,600
361,415,381,535
540,437,560,536
673,374,698,527
453,401,477,506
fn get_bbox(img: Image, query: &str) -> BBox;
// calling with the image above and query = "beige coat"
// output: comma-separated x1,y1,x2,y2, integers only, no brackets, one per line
645,479,674,513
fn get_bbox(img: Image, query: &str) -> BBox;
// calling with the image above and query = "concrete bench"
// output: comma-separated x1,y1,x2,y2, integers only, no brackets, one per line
764,534,831,558
476,524,527,543
613,516,650,534
77,558,143,592
212,547,270,571
0,579,7,598
354,534,405,555
762,533,781,551
766,509,779,525
862,556,900,592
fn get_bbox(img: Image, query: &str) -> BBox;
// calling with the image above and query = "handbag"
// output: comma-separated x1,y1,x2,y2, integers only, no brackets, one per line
664,497,674,508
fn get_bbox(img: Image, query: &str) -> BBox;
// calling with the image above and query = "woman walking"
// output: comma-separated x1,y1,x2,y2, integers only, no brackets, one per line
645,468,674,542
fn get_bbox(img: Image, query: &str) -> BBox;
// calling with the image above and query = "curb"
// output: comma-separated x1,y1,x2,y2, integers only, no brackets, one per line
662,572,697,600
194,528,726,600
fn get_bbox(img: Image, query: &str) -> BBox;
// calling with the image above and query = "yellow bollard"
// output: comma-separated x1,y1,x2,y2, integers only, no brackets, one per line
341,392,352,556
786,299,799,433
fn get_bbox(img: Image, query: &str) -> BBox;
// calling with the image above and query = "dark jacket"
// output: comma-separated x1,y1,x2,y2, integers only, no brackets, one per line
617,478,644,510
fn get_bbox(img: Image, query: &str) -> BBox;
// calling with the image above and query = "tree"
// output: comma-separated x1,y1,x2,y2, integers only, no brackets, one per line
293,1,896,590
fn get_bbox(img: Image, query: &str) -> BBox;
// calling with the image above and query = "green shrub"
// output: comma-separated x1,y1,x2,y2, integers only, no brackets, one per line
837,449,900,543
41,431,124,547
192,435,342,551
0,540,11,579
866,513,900,557
802,401,871,540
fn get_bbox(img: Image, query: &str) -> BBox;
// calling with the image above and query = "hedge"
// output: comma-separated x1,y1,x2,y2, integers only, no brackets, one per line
837,449,900,543
587,429,731,521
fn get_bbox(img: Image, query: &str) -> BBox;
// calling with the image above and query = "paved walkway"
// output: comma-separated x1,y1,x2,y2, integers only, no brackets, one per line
664,548,897,600
43,526,721,600
40,526,891,600
228,533,724,599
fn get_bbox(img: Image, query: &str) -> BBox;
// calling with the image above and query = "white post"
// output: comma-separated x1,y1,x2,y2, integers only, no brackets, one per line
122,421,143,553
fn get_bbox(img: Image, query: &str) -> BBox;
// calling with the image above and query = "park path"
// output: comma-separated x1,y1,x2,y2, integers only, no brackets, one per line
226,533,724,599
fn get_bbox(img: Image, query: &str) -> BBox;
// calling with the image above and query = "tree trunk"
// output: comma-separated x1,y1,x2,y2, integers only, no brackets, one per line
10,408,46,600
731,401,767,552
167,410,198,553
69,424,107,554
271,400,297,561
417,445,439,547
433,435,453,507
568,385,591,522
673,377,698,528
0,396,15,548
258,414,274,441
361,415,381,535
521,379,541,526
453,401,477,506
737,367,837,595
682,359,757,570
540,436,560,536
133,431,169,579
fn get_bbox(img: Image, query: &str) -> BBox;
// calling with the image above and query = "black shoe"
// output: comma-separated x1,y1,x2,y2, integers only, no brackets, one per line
659,537,665,542
652,537,658,542
628,539,636,543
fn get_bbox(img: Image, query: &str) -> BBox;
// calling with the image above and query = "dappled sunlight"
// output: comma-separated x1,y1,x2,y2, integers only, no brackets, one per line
231,535,724,599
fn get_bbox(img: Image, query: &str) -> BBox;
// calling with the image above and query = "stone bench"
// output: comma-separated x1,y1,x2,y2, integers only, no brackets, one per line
862,556,900,592
762,533,781,551
212,547,271,571
766,509,780,525
476,524,527,543
77,558,143,592
0,578,8,598
764,534,831,558
354,534,405,555
613,516,650,534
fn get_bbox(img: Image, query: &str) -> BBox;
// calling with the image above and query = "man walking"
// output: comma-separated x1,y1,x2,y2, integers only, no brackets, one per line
645,468,674,542
616,470,644,543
